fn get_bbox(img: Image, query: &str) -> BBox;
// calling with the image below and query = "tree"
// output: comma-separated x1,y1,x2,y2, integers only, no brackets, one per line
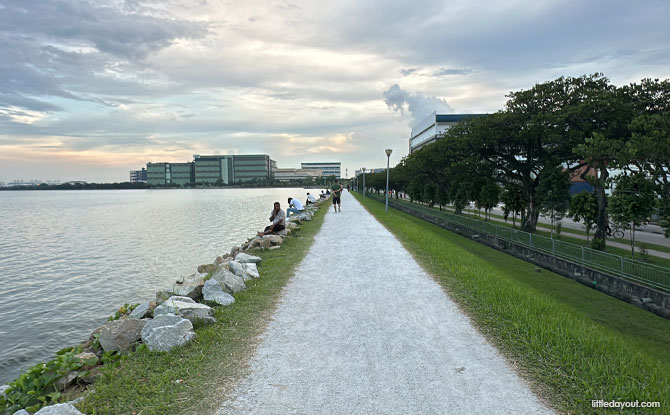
624,78,670,237
537,163,571,238
478,183,501,220
608,173,656,259
485,74,620,233
500,186,526,227
568,191,599,243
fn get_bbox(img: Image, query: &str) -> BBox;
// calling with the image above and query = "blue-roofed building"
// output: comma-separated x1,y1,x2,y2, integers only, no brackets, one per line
409,111,487,153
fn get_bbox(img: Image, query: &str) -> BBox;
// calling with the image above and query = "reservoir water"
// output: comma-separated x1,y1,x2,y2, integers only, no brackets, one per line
0,188,310,383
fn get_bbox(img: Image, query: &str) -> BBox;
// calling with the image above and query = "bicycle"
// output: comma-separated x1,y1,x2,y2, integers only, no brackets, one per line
607,222,625,239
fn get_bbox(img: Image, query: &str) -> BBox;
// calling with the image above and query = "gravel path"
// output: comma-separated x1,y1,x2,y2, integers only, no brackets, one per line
218,192,555,415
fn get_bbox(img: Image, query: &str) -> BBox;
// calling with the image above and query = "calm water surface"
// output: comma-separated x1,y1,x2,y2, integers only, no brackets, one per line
0,188,309,383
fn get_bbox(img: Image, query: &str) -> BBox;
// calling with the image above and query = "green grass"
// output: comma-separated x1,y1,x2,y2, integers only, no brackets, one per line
355,193,670,415
79,204,329,415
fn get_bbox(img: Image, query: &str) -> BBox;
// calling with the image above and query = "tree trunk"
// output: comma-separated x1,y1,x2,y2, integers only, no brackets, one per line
593,168,609,243
522,195,539,232
631,224,635,260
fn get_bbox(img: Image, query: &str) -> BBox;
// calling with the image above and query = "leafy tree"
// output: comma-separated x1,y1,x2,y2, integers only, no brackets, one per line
450,183,468,215
624,78,670,237
537,163,571,238
608,173,656,259
478,183,501,220
423,183,437,207
500,186,525,227
569,191,599,243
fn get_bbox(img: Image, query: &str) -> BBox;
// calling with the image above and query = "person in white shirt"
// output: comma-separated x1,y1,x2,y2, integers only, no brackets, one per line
306,192,317,205
287,197,304,216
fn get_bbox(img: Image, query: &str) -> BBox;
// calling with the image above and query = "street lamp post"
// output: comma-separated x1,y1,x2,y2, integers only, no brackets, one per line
385,148,392,212
362,167,366,197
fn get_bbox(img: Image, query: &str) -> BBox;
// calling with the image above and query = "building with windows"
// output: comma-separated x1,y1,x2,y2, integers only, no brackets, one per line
129,168,147,183
146,162,194,186
409,112,487,153
274,168,322,182
300,162,341,179
193,154,276,184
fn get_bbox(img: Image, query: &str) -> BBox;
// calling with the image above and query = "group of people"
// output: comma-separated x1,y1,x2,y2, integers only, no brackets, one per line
257,179,345,236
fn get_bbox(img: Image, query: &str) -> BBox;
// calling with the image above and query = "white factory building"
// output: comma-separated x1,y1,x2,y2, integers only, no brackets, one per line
409,112,487,153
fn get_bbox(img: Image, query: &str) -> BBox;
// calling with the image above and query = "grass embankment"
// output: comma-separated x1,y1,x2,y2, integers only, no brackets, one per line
79,204,329,415
355,193,670,415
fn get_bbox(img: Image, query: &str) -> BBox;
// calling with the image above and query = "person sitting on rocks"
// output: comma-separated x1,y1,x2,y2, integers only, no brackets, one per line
257,201,285,237
287,197,305,216
306,192,317,205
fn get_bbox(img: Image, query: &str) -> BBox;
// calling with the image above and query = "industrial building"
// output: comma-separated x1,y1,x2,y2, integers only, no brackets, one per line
129,168,147,183
146,162,194,186
300,162,341,178
193,154,276,184
409,112,487,153
274,168,322,182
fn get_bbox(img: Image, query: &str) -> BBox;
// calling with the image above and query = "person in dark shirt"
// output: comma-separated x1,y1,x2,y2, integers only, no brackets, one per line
257,202,285,236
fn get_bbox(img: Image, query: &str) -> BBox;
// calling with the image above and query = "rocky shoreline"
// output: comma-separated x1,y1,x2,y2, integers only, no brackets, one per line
0,202,323,415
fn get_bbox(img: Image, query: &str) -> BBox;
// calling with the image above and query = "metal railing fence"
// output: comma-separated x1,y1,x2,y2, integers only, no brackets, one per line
361,192,670,292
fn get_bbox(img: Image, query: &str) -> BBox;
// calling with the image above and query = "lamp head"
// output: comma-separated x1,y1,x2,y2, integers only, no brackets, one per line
385,148,393,157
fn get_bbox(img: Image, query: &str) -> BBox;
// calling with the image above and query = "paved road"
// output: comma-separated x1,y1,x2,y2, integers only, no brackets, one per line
218,192,554,415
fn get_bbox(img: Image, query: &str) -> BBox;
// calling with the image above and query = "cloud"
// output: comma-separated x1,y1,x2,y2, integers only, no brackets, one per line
383,84,453,124
0,0,208,115
434,68,472,76
1,0,670,182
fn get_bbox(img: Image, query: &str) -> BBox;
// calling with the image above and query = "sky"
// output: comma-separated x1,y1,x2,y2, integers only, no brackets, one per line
1,0,670,183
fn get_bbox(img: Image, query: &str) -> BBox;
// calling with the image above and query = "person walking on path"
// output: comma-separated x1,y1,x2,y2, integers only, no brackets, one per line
221,192,554,415
257,201,285,237
331,179,342,212
286,197,304,217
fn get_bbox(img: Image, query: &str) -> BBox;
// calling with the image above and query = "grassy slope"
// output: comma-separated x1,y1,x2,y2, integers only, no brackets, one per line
80,203,329,415
356,193,670,415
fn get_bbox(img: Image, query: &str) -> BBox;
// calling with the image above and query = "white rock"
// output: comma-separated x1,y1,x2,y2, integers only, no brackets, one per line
242,262,260,278
265,234,283,245
235,252,262,264
202,279,235,306
13,410,30,415
212,269,246,293
275,230,289,238
141,315,195,352
129,302,151,319
34,403,84,414
154,297,215,324
99,319,147,352
228,260,250,281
